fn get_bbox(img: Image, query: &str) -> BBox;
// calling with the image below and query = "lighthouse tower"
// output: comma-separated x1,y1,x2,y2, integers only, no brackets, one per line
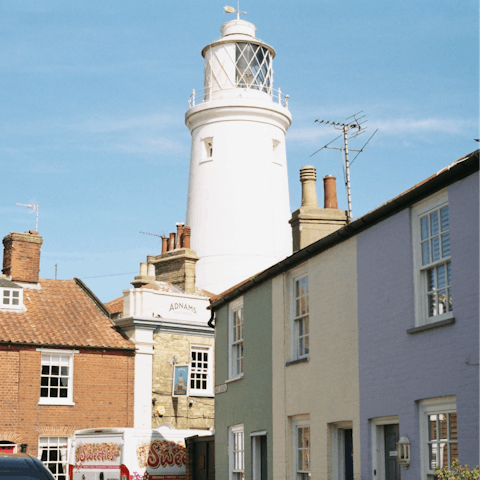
185,18,292,294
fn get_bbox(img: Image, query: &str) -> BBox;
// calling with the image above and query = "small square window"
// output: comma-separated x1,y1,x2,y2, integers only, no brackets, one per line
1,288,23,309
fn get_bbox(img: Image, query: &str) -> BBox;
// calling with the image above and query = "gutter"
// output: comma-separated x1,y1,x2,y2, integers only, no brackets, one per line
210,150,479,311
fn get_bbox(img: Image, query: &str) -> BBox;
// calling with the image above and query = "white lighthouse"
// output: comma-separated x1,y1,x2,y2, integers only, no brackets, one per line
185,16,292,294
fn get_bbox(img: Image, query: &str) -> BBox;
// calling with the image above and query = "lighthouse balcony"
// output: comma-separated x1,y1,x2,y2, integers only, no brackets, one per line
188,85,289,110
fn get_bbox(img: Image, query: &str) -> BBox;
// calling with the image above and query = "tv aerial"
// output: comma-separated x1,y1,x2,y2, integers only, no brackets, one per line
16,202,39,231
311,111,378,223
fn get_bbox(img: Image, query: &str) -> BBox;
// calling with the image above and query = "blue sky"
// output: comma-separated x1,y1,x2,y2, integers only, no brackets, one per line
1,0,478,302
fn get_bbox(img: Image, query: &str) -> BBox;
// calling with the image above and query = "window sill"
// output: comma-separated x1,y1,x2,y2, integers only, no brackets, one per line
286,357,309,367
225,375,244,384
38,399,75,406
188,392,215,398
407,317,455,334
199,158,214,164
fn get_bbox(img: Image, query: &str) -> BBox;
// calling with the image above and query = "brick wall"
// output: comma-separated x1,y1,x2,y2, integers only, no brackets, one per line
2,232,43,283
0,345,134,456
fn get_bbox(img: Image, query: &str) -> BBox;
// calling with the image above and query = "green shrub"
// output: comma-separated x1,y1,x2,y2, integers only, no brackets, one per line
435,460,480,480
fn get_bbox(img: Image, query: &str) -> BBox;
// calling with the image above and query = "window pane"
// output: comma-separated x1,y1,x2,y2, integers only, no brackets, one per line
51,366,59,376
12,291,19,298
51,389,58,397
437,265,446,288
428,443,438,469
428,293,437,317
297,428,304,449
3,291,9,297
447,262,451,285
441,233,450,257
430,211,439,236
12,299,19,305
428,415,437,440
431,237,440,262
447,287,453,312
41,377,48,386
450,443,459,462
40,388,48,397
421,216,429,240
50,377,59,387
2,298,8,305
440,442,449,468
427,269,435,291
304,335,309,355
449,413,458,440
422,241,430,265
304,427,310,448
438,413,447,441
42,366,50,375
440,206,449,232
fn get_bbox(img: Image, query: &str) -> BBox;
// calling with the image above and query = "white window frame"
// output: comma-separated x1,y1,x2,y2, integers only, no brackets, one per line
38,436,70,480
292,417,310,480
229,424,244,480
37,349,77,406
188,344,214,397
412,191,453,327
419,396,458,480
0,287,23,311
202,136,214,162
228,297,244,380
290,271,310,361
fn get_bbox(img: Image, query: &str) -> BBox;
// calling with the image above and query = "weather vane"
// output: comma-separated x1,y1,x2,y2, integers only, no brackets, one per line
224,3,246,20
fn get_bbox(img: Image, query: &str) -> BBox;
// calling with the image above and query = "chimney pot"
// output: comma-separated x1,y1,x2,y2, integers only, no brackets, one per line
323,175,339,209
140,262,148,276
168,233,176,251
300,166,319,208
161,237,168,253
183,227,191,249
176,223,185,249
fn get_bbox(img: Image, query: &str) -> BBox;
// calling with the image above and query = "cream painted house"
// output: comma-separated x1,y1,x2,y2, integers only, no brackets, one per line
211,168,360,480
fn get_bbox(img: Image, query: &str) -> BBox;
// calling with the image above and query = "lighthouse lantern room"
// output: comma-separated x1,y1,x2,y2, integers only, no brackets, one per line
185,17,293,294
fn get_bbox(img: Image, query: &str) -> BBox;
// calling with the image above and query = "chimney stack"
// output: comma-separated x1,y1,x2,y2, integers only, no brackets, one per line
2,231,43,283
289,167,348,252
146,225,199,294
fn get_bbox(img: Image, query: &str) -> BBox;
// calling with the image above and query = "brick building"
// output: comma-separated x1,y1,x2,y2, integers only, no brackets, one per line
0,230,135,480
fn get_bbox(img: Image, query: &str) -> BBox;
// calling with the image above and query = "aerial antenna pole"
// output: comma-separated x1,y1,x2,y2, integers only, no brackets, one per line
16,203,39,231
311,112,378,223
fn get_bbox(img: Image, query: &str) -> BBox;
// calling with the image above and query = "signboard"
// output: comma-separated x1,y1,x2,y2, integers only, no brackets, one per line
172,366,189,397
215,384,227,395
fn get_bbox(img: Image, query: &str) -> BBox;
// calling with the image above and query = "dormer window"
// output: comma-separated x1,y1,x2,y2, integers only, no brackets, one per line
0,279,23,311
3,289,20,306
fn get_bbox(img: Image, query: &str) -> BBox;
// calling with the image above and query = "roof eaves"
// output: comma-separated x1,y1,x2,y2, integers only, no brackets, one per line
0,340,135,352
210,150,479,311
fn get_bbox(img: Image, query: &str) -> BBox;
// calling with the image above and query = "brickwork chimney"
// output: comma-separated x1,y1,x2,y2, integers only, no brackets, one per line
134,225,199,294
289,167,348,252
2,231,43,283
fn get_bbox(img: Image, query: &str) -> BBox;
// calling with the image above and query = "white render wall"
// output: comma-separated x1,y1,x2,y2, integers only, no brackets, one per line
185,20,292,294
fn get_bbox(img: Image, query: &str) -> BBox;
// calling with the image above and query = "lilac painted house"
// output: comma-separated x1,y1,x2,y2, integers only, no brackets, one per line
357,150,479,480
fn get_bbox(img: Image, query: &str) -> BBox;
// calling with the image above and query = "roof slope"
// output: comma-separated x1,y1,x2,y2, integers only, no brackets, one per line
211,149,479,309
0,279,134,350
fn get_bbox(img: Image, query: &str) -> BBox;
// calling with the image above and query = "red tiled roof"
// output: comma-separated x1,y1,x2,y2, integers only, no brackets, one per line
0,279,134,350
104,296,123,315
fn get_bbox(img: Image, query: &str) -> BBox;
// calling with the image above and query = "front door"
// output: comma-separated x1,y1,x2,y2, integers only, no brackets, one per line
344,429,354,480
384,424,401,480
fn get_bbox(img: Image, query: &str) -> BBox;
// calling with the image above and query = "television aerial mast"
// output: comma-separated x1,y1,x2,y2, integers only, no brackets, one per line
16,202,39,231
311,111,378,223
